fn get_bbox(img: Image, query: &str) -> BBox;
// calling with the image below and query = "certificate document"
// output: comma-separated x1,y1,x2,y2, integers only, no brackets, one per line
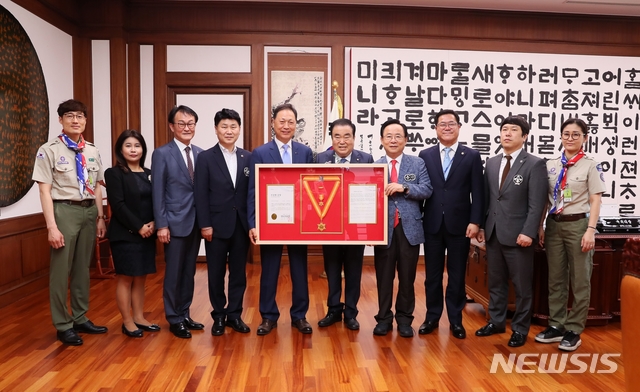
349,184,378,224
266,184,295,223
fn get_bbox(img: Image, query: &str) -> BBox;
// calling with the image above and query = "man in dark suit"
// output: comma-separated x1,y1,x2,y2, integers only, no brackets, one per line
476,115,548,347
373,119,432,338
316,118,374,331
195,108,252,336
152,105,205,339
418,109,484,340
248,103,314,335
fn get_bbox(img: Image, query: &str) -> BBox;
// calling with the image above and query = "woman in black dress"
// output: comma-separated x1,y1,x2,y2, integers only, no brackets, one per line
105,130,159,337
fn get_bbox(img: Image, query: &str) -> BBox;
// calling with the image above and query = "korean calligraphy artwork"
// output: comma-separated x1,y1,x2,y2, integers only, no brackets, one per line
348,47,640,214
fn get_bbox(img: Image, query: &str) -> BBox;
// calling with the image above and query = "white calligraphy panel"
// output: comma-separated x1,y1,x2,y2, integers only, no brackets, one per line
348,47,640,214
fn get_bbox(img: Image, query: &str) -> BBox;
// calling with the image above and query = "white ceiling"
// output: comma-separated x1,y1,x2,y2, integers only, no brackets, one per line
220,0,640,17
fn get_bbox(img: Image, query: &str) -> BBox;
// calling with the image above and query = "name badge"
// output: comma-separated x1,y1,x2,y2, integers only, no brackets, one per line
563,188,573,202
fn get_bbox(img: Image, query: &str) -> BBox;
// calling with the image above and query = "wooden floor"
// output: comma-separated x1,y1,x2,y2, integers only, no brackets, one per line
0,258,626,392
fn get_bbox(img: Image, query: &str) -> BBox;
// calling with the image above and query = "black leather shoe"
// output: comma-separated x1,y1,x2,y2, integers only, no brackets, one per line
508,331,527,347
291,318,313,334
184,317,205,330
475,323,506,337
344,318,360,330
73,320,108,334
211,317,226,336
397,324,414,338
418,320,439,335
122,324,143,338
318,312,342,327
450,324,466,339
134,323,161,332
226,318,250,333
57,328,83,346
373,322,393,336
257,318,277,335
170,322,192,339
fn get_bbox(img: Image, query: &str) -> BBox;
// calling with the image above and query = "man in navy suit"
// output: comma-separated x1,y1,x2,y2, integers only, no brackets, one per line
152,105,205,338
373,119,432,338
248,103,314,335
316,118,374,331
195,109,252,336
476,115,548,347
418,109,484,339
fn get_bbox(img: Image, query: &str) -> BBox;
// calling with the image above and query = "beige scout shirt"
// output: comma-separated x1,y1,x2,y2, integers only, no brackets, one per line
546,155,606,215
32,137,104,201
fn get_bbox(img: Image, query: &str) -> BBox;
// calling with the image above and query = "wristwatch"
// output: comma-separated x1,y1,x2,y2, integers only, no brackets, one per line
402,184,409,194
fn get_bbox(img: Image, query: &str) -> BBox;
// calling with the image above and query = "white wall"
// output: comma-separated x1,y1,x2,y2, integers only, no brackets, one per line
0,0,73,220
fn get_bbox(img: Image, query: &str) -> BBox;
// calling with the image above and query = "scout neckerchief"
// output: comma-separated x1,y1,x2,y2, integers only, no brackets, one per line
549,149,585,214
59,132,94,197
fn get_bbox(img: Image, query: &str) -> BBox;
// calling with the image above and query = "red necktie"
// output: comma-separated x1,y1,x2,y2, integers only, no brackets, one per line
391,159,399,227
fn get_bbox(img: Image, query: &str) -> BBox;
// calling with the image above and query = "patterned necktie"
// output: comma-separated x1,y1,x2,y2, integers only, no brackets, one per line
391,159,399,228
443,147,453,180
185,146,194,184
339,157,347,164
282,144,291,164
500,155,511,191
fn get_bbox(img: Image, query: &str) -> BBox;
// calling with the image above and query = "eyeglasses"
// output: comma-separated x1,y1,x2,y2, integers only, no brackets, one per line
63,113,86,121
173,122,196,130
333,135,353,141
561,132,584,140
437,122,459,129
383,134,406,141
218,124,239,131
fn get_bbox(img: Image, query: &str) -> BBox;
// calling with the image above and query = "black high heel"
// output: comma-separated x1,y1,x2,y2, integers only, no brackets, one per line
122,324,143,338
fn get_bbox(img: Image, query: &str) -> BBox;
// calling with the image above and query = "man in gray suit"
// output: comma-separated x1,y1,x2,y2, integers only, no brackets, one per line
152,105,205,339
316,118,374,331
476,115,548,347
373,119,432,338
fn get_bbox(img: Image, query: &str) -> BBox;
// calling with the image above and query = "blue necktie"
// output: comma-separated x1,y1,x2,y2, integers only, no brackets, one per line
282,144,291,164
443,147,452,179
339,158,347,163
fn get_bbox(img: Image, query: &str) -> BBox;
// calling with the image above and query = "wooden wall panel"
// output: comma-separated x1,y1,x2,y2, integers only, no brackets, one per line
153,43,168,147
250,43,264,152
0,214,49,309
127,43,141,131
72,36,94,141
0,238,22,286
110,37,128,162
10,0,78,35
21,229,50,276
121,3,640,48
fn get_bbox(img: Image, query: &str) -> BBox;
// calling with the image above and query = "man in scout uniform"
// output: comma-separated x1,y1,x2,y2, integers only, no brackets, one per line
33,99,108,346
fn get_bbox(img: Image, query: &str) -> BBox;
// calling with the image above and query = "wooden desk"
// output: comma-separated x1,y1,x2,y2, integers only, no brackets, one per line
465,234,636,326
